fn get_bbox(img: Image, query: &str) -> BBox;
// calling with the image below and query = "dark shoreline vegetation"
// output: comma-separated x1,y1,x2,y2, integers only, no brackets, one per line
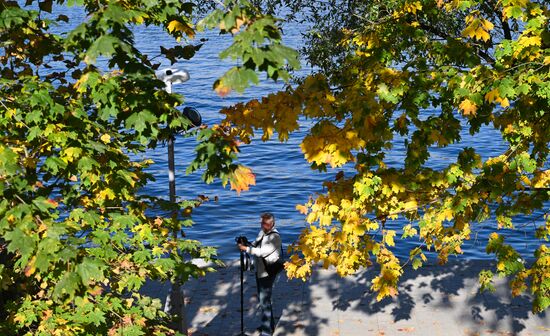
1,0,549,335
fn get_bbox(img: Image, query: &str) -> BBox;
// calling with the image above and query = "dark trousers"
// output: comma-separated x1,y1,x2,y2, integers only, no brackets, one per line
256,274,276,334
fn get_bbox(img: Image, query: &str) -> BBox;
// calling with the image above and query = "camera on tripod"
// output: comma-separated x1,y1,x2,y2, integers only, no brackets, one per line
235,236,250,246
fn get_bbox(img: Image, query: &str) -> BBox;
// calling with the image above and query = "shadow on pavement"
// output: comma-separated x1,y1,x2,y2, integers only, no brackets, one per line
142,259,550,336
310,259,548,336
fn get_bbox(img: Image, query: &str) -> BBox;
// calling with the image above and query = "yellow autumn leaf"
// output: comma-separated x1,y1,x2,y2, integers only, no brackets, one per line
152,246,164,257
352,222,366,236
319,214,332,226
483,89,510,108
518,35,542,47
295,263,312,279
462,17,493,42
296,204,309,214
132,13,149,25
459,99,477,116
328,204,339,213
484,88,500,103
441,208,454,221
402,199,418,212
533,170,550,188
402,224,417,238
500,97,510,108
300,129,357,168
74,72,90,93
384,230,396,246
404,1,422,14
480,18,494,31
98,188,116,201
365,220,379,231
100,134,111,143
228,165,256,194
475,28,490,42
61,147,82,163
166,20,195,38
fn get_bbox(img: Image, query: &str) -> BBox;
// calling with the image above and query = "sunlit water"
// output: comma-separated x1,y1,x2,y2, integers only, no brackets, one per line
39,4,547,262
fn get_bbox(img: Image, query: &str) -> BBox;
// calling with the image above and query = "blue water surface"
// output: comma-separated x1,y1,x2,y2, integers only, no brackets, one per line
39,4,547,262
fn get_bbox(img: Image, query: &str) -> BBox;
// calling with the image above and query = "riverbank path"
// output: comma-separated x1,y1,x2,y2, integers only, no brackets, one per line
141,259,550,336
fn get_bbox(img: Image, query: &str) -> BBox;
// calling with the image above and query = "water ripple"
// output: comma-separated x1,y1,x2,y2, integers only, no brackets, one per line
45,7,547,262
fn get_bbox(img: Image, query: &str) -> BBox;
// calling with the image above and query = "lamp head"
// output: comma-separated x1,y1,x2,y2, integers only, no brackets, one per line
182,107,202,128
155,68,190,85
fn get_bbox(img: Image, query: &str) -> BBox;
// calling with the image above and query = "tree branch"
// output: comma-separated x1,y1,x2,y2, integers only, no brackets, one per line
418,22,495,65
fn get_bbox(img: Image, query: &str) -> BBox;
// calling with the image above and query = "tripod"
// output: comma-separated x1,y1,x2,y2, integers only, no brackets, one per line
237,250,250,336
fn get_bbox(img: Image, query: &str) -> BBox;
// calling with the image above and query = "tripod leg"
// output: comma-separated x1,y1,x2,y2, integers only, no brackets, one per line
240,251,244,336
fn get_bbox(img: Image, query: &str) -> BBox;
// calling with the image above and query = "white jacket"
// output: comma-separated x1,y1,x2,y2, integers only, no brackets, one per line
246,228,282,278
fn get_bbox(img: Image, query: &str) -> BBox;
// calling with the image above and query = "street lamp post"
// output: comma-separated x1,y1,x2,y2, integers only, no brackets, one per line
155,68,192,335
156,68,190,205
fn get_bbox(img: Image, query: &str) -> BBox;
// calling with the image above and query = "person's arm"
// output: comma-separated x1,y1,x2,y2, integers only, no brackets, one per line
247,233,281,258
238,232,263,252
249,231,263,247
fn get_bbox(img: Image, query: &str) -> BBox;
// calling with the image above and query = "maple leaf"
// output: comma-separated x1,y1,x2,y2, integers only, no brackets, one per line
533,170,550,188
518,35,542,47
384,230,396,247
500,97,510,108
462,17,493,42
459,99,477,116
296,204,309,214
229,165,256,194
404,1,422,14
485,88,501,103
167,20,195,38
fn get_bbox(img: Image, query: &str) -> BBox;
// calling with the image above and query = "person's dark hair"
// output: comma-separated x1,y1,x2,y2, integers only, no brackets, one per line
261,212,275,225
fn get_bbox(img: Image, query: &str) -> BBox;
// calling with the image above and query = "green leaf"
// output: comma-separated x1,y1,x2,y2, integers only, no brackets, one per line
84,35,121,64
32,197,57,212
0,145,19,175
77,156,99,173
4,228,35,261
53,271,81,299
118,325,146,336
66,0,84,7
125,110,157,133
377,83,400,103
498,78,516,98
215,66,259,94
43,156,67,174
412,257,422,270
479,270,495,292
88,308,106,327
76,258,104,285
112,214,135,228
27,126,42,141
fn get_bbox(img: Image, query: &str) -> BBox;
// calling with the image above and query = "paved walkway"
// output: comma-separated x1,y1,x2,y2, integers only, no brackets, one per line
141,259,550,336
